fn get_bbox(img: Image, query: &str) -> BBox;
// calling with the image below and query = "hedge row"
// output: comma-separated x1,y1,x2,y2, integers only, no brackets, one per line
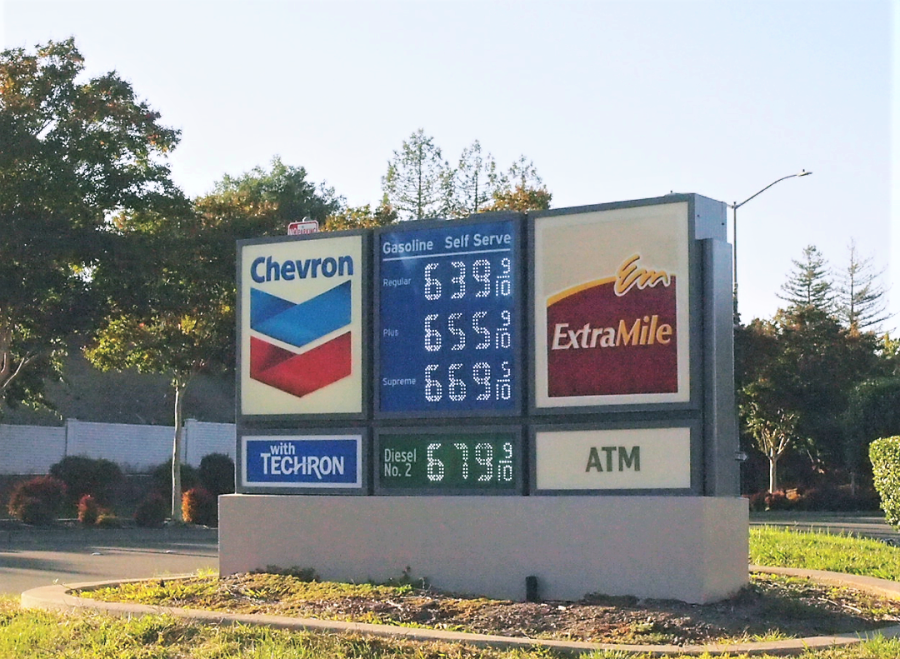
870,436,900,528
5,453,234,527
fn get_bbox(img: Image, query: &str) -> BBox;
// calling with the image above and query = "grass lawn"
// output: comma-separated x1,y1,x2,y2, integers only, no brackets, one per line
5,527,900,658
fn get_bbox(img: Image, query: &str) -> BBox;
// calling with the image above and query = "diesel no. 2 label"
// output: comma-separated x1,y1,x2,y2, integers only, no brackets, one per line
376,429,523,494
377,217,521,415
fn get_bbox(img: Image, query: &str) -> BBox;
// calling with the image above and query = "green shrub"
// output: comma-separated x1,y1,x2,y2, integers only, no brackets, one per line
149,460,198,503
7,476,67,525
95,512,120,528
198,453,235,497
134,492,167,528
870,436,900,527
181,487,217,527
77,494,100,525
50,456,122,505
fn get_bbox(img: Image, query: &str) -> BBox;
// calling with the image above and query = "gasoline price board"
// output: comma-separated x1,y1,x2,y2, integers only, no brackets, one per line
377,217,521,415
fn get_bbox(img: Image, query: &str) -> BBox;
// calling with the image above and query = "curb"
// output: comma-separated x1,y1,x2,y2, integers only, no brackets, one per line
20,568,900,657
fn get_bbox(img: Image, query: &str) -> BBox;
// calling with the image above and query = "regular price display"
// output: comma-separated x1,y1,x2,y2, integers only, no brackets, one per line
377,431,522,493
378,218,520,414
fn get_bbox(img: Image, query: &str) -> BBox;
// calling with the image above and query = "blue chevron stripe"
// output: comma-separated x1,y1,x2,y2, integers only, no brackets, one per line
250,281,351,349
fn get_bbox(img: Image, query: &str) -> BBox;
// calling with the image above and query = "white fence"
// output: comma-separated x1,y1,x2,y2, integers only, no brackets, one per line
0,419,235,475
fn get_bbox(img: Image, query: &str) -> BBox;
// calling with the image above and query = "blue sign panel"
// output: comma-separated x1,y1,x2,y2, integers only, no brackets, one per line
243,435,362,488
377,217,521,415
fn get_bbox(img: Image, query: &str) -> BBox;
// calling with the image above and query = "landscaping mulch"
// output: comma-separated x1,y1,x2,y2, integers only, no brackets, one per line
82,571,900,646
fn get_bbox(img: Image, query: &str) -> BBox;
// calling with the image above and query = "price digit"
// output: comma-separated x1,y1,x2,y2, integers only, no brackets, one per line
495,257,512,297
473,259,491,298
499,442,514,482
424,314,442,352
424,364,442,402
476,442,494,482
453,442,469,480
448,312,465,351
472,311,490,349
427,443,445,481
495,361,512,401
424,262,441,300
450,261,466,299
473,362,491,400
495,310,512,349
448,363,466,401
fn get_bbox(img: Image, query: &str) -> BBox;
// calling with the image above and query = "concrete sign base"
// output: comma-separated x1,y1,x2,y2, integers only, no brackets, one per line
219,494,748,604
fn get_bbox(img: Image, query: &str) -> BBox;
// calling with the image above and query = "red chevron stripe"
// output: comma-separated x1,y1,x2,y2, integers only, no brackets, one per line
250,332,351,398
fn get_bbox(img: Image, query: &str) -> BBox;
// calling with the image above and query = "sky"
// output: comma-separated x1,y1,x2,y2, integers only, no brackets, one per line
2,0,898,330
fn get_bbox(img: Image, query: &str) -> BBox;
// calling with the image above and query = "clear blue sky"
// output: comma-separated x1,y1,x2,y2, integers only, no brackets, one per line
2,0,897,329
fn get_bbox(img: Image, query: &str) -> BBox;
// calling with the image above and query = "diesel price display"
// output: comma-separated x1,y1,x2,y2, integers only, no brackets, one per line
376,430,523,494
377,217,521,415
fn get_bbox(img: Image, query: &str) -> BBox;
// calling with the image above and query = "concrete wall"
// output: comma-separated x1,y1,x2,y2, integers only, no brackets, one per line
0,425,66,475
0,420,236,474
219,494,749,604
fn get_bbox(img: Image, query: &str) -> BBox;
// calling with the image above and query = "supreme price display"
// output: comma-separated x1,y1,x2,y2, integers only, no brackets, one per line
376,216,521,415
375,428,523,494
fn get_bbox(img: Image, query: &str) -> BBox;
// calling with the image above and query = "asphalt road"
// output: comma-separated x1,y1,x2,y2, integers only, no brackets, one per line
0,526,217,595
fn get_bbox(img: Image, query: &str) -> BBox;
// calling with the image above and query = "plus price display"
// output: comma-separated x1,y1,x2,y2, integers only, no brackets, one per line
378,218,520,414
377,430,522,493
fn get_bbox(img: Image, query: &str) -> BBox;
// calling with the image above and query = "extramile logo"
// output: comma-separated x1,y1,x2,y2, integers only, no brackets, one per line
546,254,678,397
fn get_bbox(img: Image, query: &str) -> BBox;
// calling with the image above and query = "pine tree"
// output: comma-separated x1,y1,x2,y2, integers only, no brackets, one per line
777,245,834,313
835,240,891,331
381,129,452,221
451,140,501,217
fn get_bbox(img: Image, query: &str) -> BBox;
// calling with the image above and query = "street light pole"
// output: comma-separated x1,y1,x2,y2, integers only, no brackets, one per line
731,169,812,321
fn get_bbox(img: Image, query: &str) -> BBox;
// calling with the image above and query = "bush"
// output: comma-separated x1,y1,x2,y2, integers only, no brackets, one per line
77,494,100,525
149,460,198,502
50,456,122,505
182,487,217,527
198,453,235,497
95,512,120,528
134,492,168,528
7,476,67,525
870,436,900,528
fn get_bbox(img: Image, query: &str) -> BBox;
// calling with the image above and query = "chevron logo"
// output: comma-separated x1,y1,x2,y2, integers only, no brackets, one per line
249,281,352,398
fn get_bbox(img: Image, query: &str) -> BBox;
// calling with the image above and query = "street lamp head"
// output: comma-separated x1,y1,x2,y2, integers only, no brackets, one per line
797,169,812,177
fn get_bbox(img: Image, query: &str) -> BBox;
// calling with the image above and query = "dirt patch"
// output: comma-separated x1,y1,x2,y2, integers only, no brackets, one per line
83,572,900,646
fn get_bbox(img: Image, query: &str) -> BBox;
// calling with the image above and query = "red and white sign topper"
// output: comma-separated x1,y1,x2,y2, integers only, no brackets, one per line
288,220,319,235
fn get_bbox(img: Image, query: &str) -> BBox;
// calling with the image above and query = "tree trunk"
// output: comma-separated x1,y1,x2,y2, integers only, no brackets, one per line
171,380,185,521
769,454,779,493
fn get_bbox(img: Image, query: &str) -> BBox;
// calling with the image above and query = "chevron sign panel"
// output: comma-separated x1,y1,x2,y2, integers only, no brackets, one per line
239,234,364,416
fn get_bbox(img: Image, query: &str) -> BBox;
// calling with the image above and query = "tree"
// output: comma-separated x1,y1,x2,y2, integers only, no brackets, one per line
382,129,452,221
835,240,891,332
450,140,502,217
0,39,180,412
88,159,340,519
843,376,900,492
324,202,396,231
482,155,552,213
777,245,834,313
86,205,232,520
742,399,800,493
